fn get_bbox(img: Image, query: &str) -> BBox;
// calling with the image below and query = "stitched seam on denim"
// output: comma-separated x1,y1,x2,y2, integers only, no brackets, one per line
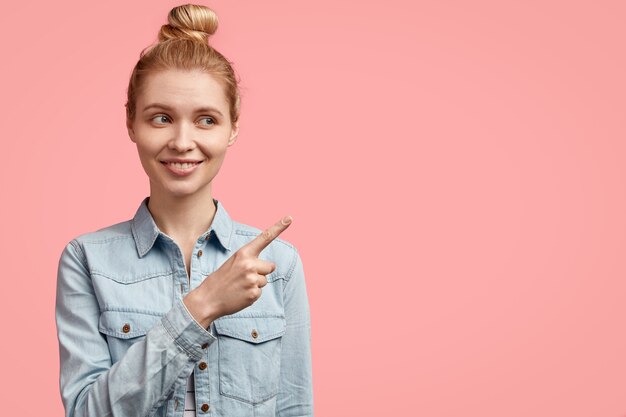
215,316,286,341
80,235,134,244
161,319,187,357
162,313,201,361
216,311,285,319
219,390,278,405
70,239,88,267
284,247,299,282
91,270,173,282
100,329,150,338
217,328,285,342
100,307,165,316
131,218,145,255
163,318,197,359
268,274,288,282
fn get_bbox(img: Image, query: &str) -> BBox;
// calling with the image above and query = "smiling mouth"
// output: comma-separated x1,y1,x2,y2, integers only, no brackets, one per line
161,161,203,169
160,160,204,177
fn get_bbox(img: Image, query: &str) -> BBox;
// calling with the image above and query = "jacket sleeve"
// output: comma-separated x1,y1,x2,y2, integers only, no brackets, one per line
55,239,216,417
276,249,314,416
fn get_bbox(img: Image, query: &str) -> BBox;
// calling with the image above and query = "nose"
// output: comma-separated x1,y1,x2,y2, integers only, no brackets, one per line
168,122,196,153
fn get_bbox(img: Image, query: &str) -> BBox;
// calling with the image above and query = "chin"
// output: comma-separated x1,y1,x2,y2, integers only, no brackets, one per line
165,182,213,198
166,187,201,197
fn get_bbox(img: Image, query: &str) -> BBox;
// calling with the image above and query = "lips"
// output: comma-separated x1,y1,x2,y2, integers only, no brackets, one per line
160,160,203,176
162,161,202,169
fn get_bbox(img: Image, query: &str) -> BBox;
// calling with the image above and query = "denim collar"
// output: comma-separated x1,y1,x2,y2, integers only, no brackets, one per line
131,196,233,257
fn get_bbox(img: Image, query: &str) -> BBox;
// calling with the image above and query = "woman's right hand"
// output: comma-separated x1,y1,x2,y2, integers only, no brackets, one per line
183,215,293,328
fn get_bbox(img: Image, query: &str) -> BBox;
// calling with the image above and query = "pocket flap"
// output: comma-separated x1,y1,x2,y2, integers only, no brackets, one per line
214,315,286,343
99,310,162,339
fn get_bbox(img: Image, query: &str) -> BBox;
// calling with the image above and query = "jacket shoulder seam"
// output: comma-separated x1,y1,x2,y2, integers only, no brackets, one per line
69,239,88,266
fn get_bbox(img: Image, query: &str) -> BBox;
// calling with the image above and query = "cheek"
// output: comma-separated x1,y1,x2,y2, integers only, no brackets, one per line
136,144,153,160
135,135,159,154
200,142,229,159
135,143,161,169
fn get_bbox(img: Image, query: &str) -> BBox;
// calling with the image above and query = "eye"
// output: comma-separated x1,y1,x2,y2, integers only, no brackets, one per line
199,117,215,126
151,115,170,124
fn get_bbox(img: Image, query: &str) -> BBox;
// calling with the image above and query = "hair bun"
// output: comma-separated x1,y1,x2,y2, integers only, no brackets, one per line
158,4,219,43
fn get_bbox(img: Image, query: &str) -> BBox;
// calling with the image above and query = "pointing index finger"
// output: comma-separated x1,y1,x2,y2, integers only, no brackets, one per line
244,215,293,257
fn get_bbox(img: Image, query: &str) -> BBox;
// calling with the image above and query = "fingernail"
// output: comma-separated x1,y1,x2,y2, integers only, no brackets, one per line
282,215,292,225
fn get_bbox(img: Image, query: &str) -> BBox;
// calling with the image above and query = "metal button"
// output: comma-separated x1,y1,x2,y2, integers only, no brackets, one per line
251,329,258,339
201,343,209,349
199,361,207,370
201,403,209,412
205,234,210,240
122,323,131,333
197,249,203,258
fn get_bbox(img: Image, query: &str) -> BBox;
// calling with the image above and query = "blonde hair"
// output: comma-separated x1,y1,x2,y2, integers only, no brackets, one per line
125,4,240,126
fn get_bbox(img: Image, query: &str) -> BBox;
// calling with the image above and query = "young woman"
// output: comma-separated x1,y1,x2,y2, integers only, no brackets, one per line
55,4,313,417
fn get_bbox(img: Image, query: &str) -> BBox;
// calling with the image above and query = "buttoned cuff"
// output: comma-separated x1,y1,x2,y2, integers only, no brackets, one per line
180,297,214,336
162,298,217,361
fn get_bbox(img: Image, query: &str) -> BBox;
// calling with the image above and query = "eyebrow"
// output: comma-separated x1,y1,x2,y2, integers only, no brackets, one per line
142,103,224,117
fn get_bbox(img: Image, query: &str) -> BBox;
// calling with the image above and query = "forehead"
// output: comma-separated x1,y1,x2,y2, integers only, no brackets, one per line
137,69,229,113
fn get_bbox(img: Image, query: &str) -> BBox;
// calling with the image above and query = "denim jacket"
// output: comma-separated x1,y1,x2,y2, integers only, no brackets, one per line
55,196,313,417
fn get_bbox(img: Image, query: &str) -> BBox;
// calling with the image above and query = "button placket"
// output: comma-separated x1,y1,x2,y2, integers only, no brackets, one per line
186,234,215,414
190,233,211,288
197,336,214,416
169,239,191,296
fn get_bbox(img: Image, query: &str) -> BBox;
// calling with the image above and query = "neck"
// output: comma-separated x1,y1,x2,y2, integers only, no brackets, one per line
146,183,217,243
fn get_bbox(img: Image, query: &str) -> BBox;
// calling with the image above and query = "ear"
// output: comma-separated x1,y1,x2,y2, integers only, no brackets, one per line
127,119,136,143
227,122,239,147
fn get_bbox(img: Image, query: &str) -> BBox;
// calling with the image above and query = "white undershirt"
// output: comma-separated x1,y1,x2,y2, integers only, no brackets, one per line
184,372,196,417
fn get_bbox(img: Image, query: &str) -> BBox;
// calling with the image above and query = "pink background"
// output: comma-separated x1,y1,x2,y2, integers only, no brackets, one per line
1,0,625,415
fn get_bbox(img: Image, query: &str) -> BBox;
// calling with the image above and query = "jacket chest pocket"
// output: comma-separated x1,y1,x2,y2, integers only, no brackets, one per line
91,269,174,314
214,314,286,405
99,310,162,362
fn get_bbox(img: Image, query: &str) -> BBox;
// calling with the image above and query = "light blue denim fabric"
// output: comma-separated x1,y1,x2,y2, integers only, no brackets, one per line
55,196,313,417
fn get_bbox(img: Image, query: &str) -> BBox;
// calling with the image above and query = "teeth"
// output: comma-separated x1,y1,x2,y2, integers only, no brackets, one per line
167,162,199,169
